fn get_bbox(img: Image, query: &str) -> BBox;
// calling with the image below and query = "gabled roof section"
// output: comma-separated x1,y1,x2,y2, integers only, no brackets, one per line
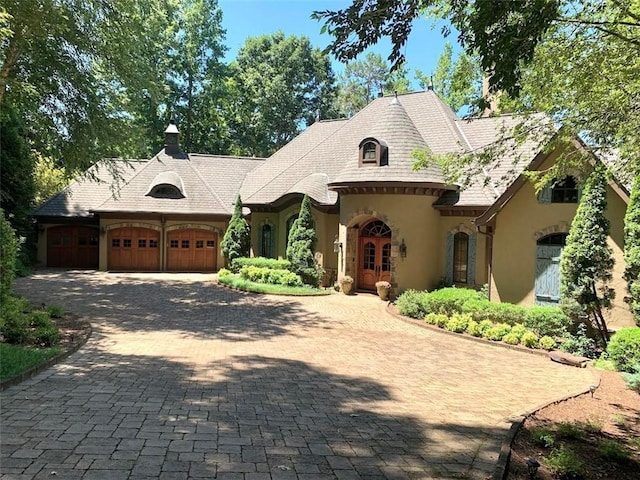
94,151,264,215
33,160,146,218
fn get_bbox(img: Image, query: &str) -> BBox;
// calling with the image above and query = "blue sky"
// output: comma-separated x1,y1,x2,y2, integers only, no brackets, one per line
218,0,458,89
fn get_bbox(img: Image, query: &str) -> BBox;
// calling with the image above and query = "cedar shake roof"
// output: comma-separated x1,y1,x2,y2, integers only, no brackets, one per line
35,152,264,218
241,90,545,208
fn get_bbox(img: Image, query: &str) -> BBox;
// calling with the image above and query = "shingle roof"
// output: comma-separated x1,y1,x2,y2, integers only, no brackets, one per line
33,160,146,217
94,151,264,215
36,152,264,218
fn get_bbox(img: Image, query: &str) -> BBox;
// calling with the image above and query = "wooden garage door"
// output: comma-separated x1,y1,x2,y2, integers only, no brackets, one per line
167,229,217,272
108,227,160,271
47,226,99,268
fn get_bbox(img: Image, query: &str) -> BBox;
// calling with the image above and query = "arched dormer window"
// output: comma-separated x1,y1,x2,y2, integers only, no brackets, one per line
358,137,388,167
148,184,184,199
145,171,186,199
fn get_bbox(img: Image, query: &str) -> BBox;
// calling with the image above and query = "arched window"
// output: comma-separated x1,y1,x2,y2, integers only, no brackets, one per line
261,224,275,258
362,142,377,162
358,137,388,167
453,232,469,284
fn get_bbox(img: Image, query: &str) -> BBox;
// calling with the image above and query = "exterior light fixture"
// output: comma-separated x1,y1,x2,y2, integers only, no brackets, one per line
399,238,407,258
526,458,540,479
333,235,343,253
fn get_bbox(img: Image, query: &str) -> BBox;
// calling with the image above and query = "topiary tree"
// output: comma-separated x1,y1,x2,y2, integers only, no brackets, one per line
560,165,615,345
221,196,250,265
0,208,18,303
623,175,640,326
286,195,322,286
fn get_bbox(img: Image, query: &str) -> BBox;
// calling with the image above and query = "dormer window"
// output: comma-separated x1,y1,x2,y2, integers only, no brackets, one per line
149,184,184,199
358,137,388,167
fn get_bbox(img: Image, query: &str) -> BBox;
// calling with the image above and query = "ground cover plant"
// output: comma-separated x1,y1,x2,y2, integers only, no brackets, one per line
0,343,61,380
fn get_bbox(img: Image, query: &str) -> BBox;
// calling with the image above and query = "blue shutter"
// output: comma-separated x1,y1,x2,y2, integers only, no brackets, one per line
445,233,454,285
538,184,552,203
468,233,477,286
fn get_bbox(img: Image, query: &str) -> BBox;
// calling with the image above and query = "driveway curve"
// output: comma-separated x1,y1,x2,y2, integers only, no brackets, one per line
2,271,594,479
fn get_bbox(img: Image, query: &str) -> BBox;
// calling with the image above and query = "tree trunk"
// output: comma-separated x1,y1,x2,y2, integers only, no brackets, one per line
590,282,610,346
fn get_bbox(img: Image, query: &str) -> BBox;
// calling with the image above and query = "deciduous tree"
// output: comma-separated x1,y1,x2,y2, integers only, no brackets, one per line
624,176,640,325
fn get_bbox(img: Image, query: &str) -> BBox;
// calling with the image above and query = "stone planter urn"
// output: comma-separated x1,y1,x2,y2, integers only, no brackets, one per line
341,276,355,295
375,281,391,301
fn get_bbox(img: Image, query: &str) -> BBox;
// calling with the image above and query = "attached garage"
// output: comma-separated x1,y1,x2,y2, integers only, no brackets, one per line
47,226,99,268
167,229,217,272
108,227,160,271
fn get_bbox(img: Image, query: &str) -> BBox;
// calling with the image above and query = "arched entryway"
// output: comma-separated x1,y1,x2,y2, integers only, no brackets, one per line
358,219,392,291
534,233,568,306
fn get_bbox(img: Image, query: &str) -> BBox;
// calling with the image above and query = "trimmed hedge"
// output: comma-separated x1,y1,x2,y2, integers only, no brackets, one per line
606,327,640,373
524,306,573,337
230,257,291,274
422,288,484,316
239,266,302,287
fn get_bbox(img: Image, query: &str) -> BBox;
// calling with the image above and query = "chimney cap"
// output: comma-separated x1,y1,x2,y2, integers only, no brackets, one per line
164,122,179,134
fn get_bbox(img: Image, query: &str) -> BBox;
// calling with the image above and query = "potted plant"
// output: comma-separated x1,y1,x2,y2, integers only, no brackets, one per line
375,280,392,300
340,275,355,295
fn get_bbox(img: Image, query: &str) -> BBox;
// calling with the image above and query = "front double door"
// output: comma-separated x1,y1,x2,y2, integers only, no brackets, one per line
358,220,392,290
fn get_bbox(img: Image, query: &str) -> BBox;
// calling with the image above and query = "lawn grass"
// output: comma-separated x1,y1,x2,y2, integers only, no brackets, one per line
0,343,61,380
218,274,332,296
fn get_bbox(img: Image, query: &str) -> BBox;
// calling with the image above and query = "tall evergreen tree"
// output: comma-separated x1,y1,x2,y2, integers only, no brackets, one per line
624,176,640,325
220,196,250,264
286,195,321,286
560,165,615,344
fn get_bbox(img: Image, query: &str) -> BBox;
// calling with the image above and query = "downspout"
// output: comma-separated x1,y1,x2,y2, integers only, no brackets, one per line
475,223,494,300
161,215,166,272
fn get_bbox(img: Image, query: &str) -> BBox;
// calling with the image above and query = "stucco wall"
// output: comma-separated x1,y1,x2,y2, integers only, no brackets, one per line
339,194,443,292
490,180,633,328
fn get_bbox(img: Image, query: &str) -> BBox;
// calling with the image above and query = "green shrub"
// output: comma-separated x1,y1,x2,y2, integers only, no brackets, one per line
524,306,573,337
520,330,539,348
1,312,30,344
425,313,448,328
286,194,322,286
465,319,481,337
221,196,250,264
240,266,302,287
502,333,520,345
622,362,640,393
423,287,483,316
460,298,489,320
485,302,527,325
45,305,64,318
539,335,557,350
0,209,18,303
396,290,430,319
218,268,231,277
30,311,52,328
33,325,60,347
531,427,555,448
477,319,494,336
597,439,631,461
555,422,584,440
545,445,584,478
230,257,291,274
483,323,511,341
509,324,528,341
606,327,640,372
559,323,598,358
445,313,471,333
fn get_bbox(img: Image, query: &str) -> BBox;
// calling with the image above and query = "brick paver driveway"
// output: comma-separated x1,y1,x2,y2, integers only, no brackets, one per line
2,271,594,479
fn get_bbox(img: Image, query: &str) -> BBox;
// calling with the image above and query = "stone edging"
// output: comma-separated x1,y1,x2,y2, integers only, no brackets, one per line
0,322,93,391
384,304,601,480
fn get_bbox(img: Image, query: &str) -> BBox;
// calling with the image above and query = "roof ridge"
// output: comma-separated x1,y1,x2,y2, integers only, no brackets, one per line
429,91,469,151
188,153,267,161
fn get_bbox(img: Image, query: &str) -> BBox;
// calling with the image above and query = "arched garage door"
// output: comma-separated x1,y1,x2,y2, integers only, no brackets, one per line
108,227,160,271
167,229,217,271
47,226,99,268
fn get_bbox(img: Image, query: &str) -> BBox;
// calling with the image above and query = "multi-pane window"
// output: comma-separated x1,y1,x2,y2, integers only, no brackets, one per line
362,142,377,163
112,239,120,248
138,239,146,248
149,239,158,248
551,176,579,203
196,240,204,248
261,224,273,258
453,232,469,284
170,239,179,248
363,242,375,270
181,240,189,248
206,240,215,248
123,239,132,248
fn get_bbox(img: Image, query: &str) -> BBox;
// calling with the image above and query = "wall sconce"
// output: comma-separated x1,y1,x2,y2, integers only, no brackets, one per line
526,458,540,479
333,235,343,254
399,238,407,258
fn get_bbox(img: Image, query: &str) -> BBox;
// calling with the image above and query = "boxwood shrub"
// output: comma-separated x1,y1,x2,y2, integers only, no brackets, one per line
396,290,430,319
483,323,512,341
524,306,572,337
520,330,539,348
423,288,484,316
230,257,291,274
445,313,471,333
606,327,640,373
240,266,302,287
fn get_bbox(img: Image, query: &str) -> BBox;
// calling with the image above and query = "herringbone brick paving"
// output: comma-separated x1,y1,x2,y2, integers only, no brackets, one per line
1,272,594,479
